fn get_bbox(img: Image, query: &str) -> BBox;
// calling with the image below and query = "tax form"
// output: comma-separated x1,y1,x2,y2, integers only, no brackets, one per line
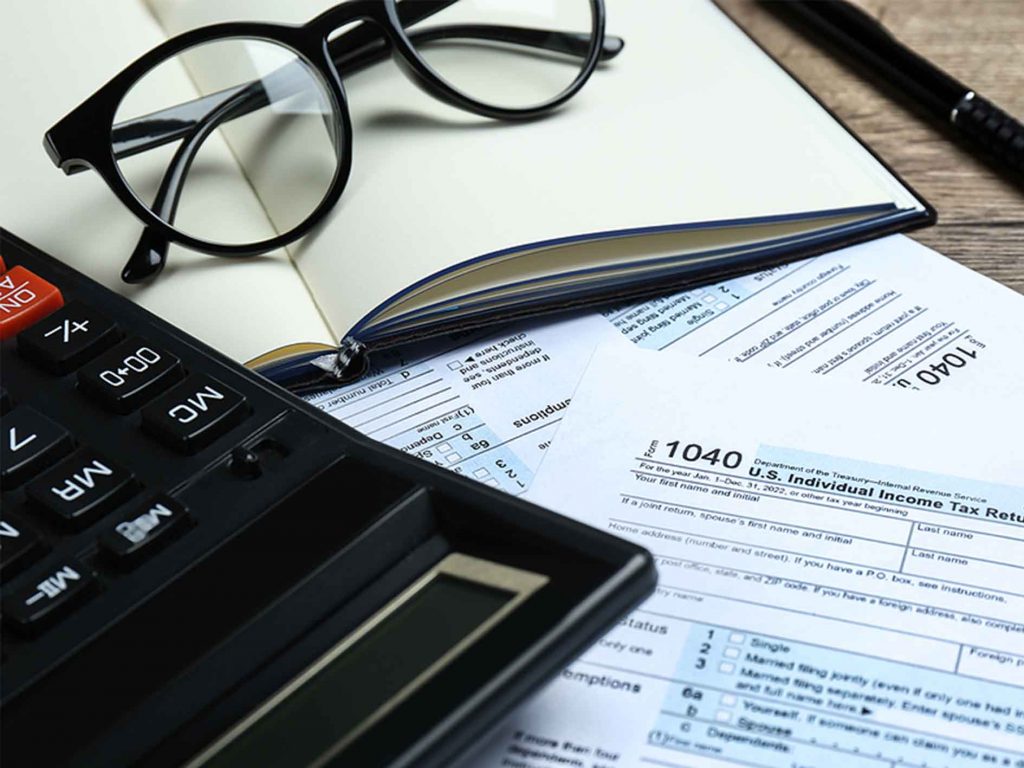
462,345,1024,768
308,236,1024,493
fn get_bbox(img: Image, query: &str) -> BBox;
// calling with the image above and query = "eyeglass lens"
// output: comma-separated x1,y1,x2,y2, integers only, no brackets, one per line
404,0,597,110
112,38,341,246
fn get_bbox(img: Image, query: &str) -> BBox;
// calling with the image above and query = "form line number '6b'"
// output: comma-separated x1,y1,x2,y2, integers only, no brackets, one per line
664,441,743,470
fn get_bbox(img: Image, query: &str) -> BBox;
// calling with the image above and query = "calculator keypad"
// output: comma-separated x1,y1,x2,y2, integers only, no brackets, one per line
1,248,264,658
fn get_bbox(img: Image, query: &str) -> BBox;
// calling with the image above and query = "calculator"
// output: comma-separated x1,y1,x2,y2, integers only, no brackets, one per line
0,229,656,768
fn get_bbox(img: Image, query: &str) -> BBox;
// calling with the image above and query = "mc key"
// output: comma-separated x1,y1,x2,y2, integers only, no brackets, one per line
141,374,249,453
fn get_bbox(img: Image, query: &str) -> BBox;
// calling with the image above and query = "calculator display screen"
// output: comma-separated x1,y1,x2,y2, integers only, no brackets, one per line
201,573,516,767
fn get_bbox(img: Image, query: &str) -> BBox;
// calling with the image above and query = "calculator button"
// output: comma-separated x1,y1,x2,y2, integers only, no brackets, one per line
141,375,249,453
1,406,74,488
3,559,96,634
78,337,184,413
18,301,120,374
0,511,46,579
25,449,136,529
99,495,190,567
0,266,64,340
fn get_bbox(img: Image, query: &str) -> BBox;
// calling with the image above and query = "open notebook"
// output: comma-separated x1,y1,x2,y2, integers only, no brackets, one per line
0,0,931,383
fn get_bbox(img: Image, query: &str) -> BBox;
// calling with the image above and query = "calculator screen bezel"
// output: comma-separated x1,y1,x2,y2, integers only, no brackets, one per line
187,553,548,768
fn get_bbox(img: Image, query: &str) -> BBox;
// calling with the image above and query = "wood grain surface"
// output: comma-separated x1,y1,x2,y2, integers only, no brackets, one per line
716,0,1024,293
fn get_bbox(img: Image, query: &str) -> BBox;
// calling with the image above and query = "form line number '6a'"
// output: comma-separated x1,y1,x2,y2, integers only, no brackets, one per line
664,441,742,470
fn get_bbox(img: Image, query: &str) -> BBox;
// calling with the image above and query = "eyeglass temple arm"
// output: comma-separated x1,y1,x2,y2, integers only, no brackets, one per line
104,25,624,167
332,25,623,80
330,0,621,81
121,83,262,282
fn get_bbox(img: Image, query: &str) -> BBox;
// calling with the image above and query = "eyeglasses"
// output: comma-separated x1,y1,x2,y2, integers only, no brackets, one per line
44,0,621,283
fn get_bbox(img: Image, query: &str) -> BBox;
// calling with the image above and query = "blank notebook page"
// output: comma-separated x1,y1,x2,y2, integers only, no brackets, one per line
149,0,923,342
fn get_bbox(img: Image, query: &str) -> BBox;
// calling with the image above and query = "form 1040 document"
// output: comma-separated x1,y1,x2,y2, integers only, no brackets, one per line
462,345,1024,768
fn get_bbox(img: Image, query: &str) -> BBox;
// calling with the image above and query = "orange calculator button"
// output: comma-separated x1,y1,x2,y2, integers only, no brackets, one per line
0,254,6,273
0,266,64,340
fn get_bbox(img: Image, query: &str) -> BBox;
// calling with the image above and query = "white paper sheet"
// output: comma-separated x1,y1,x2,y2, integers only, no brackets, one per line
309,235,1024,494
460,343,1024,768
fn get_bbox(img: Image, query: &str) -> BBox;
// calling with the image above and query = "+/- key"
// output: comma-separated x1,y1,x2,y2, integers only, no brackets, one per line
18,301,120,374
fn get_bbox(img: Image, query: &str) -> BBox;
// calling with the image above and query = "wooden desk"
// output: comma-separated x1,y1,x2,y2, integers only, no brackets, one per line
718,0,1024,293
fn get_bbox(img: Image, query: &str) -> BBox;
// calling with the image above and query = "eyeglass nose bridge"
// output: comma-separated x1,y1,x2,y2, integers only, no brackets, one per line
309,0,394,32
305,0,464,90
305,0,403,62
306,0,461,40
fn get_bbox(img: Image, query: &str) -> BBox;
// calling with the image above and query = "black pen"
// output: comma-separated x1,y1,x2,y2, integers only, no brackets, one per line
762,0,1024,181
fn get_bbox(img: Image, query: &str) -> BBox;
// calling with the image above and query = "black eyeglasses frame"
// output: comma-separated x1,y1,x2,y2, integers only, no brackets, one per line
43,0,610,280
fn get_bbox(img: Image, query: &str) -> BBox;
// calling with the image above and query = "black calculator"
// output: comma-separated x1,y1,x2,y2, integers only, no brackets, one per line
0,230,655,768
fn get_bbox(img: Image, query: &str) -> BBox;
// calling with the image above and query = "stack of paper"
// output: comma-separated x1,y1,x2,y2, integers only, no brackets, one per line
309,233,1024,767
309,236,1024,492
